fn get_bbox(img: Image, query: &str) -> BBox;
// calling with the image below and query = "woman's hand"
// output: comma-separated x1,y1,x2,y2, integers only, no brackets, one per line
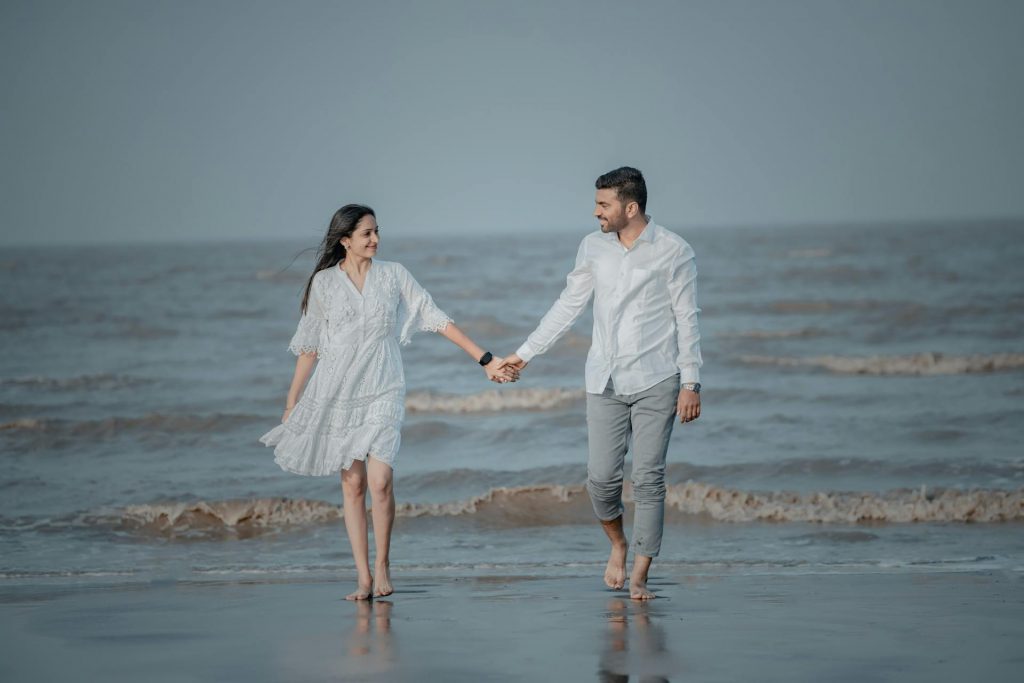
485,357,519,384
282,405,295,423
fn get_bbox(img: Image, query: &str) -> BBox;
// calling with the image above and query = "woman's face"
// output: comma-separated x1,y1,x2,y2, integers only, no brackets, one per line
344,215,379,259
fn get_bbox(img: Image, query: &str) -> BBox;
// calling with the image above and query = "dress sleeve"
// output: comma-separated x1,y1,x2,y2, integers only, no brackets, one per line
395,264,452,346
287,273,327,356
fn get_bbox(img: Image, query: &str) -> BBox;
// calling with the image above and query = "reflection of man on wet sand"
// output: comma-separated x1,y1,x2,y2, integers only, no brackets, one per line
600,598,677,681
503,167,703,599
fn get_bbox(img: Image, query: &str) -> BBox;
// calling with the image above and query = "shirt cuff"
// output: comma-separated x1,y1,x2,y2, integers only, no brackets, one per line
516,342,536,363
679,364,701,384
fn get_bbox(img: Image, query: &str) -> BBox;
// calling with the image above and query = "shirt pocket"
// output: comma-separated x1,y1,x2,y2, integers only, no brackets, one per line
629,267,660,292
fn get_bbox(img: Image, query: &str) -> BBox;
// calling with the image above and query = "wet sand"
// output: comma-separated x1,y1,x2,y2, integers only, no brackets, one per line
1,569,1021,681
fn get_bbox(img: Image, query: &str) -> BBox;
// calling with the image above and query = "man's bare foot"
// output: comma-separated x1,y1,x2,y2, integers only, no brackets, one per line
346,575,373,601
604,542,628,590
629,567,656,600
373,562,393,597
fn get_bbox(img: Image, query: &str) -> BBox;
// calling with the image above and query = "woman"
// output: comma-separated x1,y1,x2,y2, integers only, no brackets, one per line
260,204,516,600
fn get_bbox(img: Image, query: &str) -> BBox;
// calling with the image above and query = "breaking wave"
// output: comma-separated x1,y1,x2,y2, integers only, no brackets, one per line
83,482,1024,538
740,352,1024,375
663,481,1022,523
405,387,584,413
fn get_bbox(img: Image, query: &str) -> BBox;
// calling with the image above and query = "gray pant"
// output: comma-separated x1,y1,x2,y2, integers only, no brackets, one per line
585,374,679,558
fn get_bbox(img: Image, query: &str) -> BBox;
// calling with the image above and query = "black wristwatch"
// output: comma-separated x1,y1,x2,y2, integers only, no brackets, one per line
478,351,493,366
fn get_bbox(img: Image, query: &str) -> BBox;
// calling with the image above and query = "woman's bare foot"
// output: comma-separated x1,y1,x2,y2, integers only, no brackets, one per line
629,566,656,600
604,541,628,590
373,562,393,597
346,575,373,601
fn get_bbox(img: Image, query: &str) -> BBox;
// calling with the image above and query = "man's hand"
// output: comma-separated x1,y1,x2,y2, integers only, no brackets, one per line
485,356,519,384
500,353,529,373
677,388,700,423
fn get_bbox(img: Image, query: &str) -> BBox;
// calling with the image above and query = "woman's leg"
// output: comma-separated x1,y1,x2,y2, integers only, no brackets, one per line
341,460,373,600
367,456,395,597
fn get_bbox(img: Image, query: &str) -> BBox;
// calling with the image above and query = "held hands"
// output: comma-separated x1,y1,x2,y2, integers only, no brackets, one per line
499,353,528,373
484,356,520,384
489,352,532,385
677,388,701,424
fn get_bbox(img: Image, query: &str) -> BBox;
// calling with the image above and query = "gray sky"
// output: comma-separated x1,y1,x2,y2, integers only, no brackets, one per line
2,0,1022,245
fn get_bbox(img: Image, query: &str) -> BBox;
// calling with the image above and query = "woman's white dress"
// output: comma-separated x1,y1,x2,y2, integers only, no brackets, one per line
259,260,451,475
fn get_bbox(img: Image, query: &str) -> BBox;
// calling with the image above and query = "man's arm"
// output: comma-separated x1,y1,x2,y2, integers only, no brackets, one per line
505,239,594,369
667,244,703,422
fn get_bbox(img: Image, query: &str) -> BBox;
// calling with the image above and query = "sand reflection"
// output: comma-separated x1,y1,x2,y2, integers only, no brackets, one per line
598,598,681,682
347,599,397,672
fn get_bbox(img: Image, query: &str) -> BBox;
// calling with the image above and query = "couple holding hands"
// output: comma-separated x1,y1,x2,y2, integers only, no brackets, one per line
260,167,703,601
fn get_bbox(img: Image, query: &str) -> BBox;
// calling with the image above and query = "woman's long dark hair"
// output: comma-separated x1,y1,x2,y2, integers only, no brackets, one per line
301,204,376,313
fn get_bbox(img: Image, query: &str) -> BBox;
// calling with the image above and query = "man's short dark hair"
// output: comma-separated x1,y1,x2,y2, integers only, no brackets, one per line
595,167,647,213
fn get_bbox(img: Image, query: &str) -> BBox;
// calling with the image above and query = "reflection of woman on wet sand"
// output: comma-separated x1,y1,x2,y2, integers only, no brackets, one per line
349,599,396,666
260,204,517,600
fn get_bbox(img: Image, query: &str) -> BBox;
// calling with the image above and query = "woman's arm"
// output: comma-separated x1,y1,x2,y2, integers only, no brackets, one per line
438,323,518,383
282,352,317,422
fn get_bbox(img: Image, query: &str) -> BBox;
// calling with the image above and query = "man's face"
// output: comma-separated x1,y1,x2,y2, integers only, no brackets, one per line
594,188,630,233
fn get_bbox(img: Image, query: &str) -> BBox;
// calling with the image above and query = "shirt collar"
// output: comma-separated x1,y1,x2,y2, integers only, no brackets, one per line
635,217,656,243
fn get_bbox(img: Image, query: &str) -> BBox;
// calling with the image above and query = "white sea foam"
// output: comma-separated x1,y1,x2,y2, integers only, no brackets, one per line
405,387,584,413
740,352,1024,375
100,482,1024,538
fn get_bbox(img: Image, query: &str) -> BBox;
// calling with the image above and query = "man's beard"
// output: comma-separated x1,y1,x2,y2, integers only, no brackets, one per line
601,213,629,233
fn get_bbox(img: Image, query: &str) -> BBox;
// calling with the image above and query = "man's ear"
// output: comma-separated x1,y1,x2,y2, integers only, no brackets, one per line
626,201,639,219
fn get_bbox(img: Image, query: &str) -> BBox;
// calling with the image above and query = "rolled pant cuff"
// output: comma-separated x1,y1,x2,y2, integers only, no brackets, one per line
631,540,661,558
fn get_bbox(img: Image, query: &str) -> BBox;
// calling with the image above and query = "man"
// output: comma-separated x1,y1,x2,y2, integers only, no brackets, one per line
502,167,702,600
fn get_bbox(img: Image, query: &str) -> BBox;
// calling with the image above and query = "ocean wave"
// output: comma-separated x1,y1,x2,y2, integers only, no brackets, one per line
254,269,306,283
455,315,525,338
399,458,1024,493
0,374,155,391
85,482,1024,538
740,352,1024,375
113,498,341,536
0,413,266,439
782,266,884,284
401,420,459,440
669,457,1024,482
786,248,833,259
718,327,827,339
405,387,584,413
666,482,1023,523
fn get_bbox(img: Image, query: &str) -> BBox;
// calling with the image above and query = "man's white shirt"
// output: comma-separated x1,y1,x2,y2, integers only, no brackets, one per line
516,219,702,395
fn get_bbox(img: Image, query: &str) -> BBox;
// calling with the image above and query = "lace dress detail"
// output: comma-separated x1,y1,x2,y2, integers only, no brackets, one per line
259,260,452,475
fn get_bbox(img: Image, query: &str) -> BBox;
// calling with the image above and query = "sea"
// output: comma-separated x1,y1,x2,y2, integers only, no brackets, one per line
2,220,1023,589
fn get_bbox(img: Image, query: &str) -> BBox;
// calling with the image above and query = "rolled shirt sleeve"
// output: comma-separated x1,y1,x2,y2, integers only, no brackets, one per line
667,245,703,383
516,238,594,362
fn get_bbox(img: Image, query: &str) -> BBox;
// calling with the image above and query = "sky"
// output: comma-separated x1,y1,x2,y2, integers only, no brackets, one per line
1,0,1022,245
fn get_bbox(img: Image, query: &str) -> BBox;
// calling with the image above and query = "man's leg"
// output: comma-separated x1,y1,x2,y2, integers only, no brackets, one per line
627,374,679,599
586,382,632,590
